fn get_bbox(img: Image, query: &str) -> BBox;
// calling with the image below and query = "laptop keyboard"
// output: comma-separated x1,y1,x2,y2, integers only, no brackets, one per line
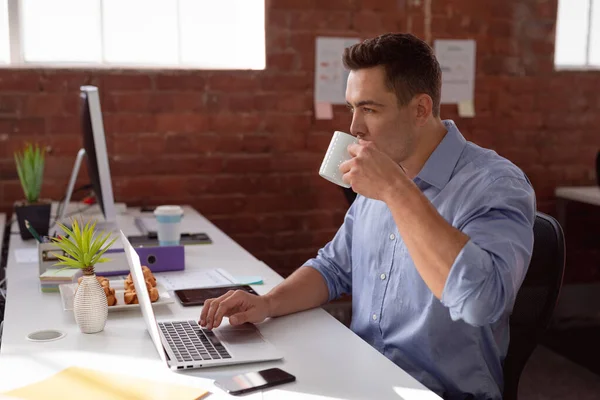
158,320,232,363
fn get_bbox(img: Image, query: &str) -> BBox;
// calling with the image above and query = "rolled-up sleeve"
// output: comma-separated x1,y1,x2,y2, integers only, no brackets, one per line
441,176,536,327
303,199,357,302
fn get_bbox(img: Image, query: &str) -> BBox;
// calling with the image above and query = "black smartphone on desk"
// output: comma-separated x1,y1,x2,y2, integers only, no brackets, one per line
174,285,258,306
214,368,296,395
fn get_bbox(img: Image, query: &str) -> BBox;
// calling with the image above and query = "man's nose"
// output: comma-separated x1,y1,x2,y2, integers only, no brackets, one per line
350,113,365,138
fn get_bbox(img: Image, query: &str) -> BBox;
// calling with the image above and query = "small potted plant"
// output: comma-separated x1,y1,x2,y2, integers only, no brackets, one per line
51,218,117,333
14,143,51,240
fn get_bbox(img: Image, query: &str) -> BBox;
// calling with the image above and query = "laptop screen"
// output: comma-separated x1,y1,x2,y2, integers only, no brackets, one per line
120,230,168,365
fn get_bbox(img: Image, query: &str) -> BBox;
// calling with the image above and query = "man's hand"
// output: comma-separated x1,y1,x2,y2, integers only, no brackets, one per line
340,140,407,201
199,290,270,330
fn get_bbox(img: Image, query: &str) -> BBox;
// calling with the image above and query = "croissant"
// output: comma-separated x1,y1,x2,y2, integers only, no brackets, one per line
149,287,159,302
124,286,159,304
124,278,134,291
122,266,159,304
107,294,117,306
125,267,157,289
142,265,152,276
146,275,157,287
125,267,155,283
124,291,138,304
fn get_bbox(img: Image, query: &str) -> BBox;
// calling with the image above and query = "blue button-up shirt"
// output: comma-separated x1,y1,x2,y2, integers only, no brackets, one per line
305,120,536,400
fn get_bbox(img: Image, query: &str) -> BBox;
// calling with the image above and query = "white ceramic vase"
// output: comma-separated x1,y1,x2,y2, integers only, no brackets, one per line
73,267,108,334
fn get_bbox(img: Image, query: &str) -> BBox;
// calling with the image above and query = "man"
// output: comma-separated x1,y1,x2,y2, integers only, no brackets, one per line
200,33,535,399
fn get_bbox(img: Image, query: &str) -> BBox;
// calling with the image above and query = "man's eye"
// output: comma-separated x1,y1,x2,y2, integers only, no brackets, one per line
347,106,355,113
363,107,374,113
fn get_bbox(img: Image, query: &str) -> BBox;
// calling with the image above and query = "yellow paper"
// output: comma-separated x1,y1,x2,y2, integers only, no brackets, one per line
4,367,209,400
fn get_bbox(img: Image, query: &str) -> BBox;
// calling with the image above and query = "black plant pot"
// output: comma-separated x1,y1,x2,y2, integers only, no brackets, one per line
596,150,600,187
14,201,51,240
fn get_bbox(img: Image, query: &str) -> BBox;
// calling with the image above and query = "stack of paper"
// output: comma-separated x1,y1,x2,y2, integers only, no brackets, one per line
39,269,82,293
156,268,264,291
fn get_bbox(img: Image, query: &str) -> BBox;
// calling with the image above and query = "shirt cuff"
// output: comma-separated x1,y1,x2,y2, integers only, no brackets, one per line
302,259,339,302
441,240,489,312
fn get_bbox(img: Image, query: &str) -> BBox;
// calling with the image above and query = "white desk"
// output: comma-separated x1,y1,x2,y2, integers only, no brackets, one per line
555,186,600,231
555,186,600,206
0,206,439,399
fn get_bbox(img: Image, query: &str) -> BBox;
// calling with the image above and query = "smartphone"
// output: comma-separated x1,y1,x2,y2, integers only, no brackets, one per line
214,367,296,395
174,285,258,306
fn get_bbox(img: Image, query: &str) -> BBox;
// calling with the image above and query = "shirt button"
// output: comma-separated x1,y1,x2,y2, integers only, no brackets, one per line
389,233,395,240
380,273,386,280
372,314,377,321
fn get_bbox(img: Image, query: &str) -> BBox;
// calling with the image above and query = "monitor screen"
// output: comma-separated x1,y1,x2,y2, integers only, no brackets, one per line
79,86,116,223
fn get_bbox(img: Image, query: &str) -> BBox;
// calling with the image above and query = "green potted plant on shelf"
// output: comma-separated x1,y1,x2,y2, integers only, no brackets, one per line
13,143,51,240
51,218,117,334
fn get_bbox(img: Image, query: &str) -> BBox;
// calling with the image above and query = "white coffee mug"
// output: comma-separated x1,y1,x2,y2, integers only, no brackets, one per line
154,205,184,246
319,131,359,188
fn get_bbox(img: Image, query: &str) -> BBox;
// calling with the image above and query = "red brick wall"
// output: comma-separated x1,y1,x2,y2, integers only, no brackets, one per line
0,0,598,279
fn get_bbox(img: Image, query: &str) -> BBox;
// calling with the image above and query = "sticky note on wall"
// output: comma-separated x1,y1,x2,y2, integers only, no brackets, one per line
458,100,475,118
315,101,333,120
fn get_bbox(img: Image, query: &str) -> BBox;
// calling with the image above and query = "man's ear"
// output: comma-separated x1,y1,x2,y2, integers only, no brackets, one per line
413,94,433,126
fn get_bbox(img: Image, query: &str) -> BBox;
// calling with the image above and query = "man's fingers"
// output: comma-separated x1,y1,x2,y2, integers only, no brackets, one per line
199,299,213,326
212,296,242,328
206,300,221,329
339,159,352,174
204,291,235,329
342,170,352,186
347,143,361,157
340,158,355,185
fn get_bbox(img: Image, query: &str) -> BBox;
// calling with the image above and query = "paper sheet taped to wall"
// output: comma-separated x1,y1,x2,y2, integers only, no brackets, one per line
314,37,360,105
434,39,476,104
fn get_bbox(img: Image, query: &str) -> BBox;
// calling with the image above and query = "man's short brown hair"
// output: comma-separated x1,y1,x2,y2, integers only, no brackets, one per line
343,33,442,117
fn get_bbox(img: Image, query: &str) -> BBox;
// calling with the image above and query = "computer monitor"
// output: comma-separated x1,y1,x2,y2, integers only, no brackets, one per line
80,86,116,222
55,86,116,230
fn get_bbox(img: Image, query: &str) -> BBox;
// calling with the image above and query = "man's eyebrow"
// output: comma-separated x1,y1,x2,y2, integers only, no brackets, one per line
346,100,386,108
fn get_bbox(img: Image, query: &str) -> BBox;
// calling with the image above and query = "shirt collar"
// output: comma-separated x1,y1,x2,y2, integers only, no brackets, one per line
415,120,467,190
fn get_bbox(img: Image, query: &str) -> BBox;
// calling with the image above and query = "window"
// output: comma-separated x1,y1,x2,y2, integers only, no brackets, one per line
0,0,265,69
555,0,600,69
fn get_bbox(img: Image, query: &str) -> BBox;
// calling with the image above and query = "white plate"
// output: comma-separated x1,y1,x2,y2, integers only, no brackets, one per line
58,280,174,312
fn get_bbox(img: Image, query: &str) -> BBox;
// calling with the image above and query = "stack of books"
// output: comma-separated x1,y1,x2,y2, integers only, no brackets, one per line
39,269,82,293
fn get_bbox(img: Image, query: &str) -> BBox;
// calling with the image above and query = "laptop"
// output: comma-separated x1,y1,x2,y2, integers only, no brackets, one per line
120,231,283,370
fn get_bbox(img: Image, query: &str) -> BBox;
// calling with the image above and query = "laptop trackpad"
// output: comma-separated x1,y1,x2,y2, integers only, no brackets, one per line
217,324,266,345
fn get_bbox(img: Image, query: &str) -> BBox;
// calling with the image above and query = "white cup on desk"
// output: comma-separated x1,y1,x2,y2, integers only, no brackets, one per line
153,205,184,246
319,131,359,188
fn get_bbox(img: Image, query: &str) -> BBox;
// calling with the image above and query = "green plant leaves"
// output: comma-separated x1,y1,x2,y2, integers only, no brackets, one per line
50,218,117,269
14,143,45,203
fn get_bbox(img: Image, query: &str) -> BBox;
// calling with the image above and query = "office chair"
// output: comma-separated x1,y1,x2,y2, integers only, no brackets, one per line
502,212,565,400
342,187,357,206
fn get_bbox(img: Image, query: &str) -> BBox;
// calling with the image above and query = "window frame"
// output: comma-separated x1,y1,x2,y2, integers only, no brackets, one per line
555,0,600,70
2,0,265,70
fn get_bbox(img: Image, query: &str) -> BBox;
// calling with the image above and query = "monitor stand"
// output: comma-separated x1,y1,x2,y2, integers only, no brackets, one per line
51,148,118,236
